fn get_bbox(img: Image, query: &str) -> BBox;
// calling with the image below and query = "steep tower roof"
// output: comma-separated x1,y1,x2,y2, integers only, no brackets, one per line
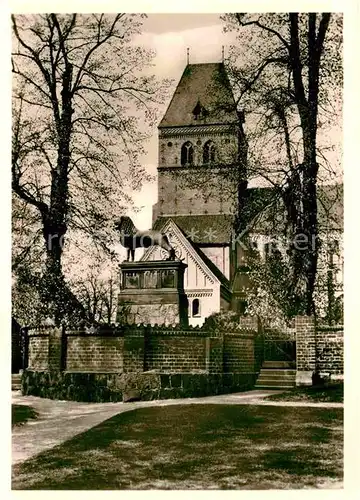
159,63,239,128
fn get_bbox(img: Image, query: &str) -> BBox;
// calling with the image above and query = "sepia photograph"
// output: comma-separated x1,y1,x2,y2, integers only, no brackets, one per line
10,7,346,491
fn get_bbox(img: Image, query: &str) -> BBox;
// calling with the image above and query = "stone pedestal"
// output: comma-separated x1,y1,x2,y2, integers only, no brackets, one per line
117,260,188,326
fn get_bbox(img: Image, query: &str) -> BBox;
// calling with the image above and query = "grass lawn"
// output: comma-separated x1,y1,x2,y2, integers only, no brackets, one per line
12,405,38,428
12,404,343,490
266,383,344,403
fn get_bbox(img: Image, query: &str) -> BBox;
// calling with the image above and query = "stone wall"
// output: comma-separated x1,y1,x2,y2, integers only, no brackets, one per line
157,128,239,218
21,370,256,402
25,316,344,395
26,325,258,376
157,168,237,217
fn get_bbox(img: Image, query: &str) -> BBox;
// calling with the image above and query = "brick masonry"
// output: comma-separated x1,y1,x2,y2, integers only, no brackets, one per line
23,323,287,377
223,331,256,373
48,327,64,371
296,316,316,371
28,333,49,371
145,335,207,373
24,315,343,399
316,326,343,376
66,336,124,372
295,316,344,385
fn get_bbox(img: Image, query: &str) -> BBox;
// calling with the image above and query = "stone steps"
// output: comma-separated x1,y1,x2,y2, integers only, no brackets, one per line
12,373,21,391
262,361,296,369
255,367,296,390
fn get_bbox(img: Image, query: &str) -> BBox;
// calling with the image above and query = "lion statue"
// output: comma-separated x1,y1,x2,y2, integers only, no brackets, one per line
114,216,176,261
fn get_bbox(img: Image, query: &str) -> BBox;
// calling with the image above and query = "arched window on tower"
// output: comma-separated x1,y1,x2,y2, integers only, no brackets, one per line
192,298,200,317
203,140,216,164
181,141,194,166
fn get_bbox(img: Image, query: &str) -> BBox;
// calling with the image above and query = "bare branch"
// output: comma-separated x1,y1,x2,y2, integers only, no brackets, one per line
72,14,125,92
12,15,60,125
235,14,291,51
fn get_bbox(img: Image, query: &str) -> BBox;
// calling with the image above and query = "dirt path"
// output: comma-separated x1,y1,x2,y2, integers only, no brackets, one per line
12,390,343,466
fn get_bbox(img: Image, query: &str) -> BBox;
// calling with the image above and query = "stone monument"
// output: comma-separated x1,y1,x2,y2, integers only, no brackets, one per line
117,260,188,326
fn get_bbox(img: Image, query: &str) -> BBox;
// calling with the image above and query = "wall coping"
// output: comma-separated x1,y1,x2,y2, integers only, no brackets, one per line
27,324,260,339
28,330,52,337
316,325,343,332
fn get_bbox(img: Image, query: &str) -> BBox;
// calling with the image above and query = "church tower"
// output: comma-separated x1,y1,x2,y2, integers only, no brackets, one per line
152,62,247,282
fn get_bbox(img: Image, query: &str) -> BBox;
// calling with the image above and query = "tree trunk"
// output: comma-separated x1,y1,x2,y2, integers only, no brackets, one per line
289,12,328,316
39,61,84,325
302,138,319,316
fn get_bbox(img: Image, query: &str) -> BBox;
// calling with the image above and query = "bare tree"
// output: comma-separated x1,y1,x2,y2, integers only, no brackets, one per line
12,14,170,324
70,265,118,324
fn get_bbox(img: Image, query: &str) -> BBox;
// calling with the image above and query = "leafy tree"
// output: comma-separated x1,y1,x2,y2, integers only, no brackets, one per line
12,14,169,324
223,13,342,316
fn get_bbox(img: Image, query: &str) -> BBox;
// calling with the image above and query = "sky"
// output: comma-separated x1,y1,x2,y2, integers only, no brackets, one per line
128,14,236,229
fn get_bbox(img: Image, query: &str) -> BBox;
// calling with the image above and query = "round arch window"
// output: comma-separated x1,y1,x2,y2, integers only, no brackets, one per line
192,298,201,317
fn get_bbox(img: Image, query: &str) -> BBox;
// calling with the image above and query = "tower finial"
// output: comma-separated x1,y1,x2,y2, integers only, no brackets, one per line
222,46,225,63
187,47,190,65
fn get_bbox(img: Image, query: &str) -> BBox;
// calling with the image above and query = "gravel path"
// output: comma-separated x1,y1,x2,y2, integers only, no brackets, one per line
12,389,343,465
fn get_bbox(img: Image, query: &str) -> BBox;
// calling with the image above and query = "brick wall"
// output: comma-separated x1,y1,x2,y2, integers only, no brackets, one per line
123,328,145,372
223,331,256,373
28,335,49,370
206,336,223,373
316,326,343,376
48,327,64,371
145,332,207,373
295,316,344,385
24,322,261,401
66,336,124,372
295,316,316,373
26,324,260,378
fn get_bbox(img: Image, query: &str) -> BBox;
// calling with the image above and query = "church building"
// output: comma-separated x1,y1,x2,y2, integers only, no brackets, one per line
141,62,248,325
141,62,343,326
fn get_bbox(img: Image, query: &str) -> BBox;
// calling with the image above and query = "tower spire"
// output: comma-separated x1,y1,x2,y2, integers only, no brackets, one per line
187,47,190,65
